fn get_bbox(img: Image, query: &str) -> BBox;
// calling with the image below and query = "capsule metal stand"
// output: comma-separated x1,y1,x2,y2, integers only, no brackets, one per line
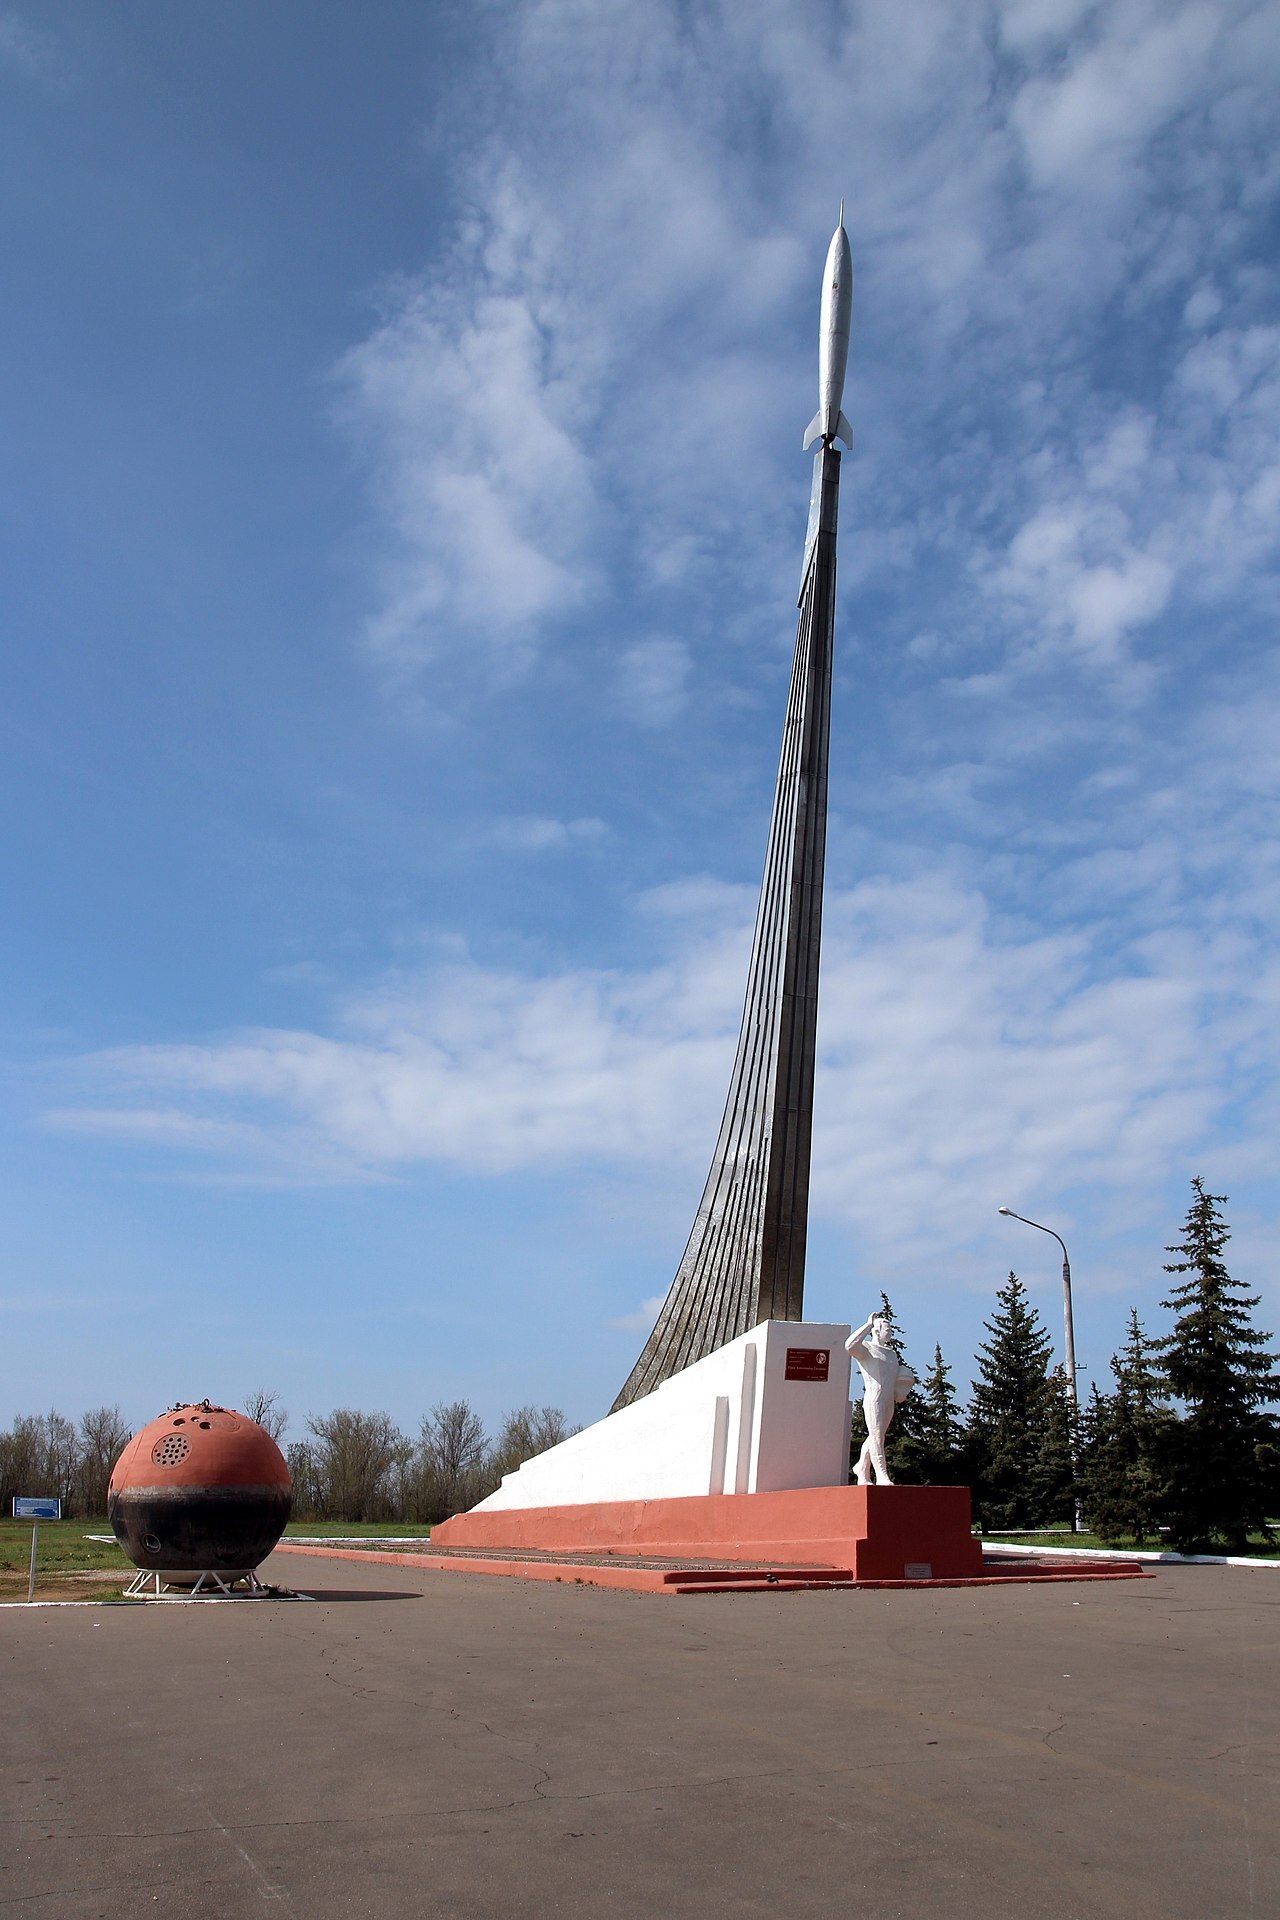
121,1567,310,1601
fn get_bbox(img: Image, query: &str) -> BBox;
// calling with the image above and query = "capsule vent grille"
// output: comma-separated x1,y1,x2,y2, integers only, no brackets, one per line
152,1434,190,1467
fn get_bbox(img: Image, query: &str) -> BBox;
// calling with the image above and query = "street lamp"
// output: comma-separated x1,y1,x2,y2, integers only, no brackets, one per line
998,1205,1084,1532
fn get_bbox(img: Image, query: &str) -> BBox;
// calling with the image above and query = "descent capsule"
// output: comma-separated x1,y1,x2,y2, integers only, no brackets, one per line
108,1400,291,1584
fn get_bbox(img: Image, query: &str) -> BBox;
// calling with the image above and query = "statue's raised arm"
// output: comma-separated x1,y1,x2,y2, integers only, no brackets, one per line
844,1315,876,1365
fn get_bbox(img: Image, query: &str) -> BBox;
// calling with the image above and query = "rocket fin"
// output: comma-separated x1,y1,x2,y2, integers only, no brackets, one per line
802,410,823,451
835,410,853,450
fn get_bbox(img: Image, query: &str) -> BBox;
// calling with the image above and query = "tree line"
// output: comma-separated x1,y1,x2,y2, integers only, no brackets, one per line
5,1180,1275,1549
0,1393,576,1527
871,1178,1280,1552
0,1406,133,1519
285,1402,576,1523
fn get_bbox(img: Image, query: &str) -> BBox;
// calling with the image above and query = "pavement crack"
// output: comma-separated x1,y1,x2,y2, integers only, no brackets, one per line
476,1717,554,1796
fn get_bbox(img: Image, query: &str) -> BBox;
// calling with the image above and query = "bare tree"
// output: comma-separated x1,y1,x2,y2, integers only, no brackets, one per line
286,1440,322,1520
0,1415,46,1515
0,1412,82,1513
75,1406,132,1515
482,1405,576,1495
418,1401,487,1519
242,1389,288,1441
305,1409,410,1522
39,1410,80,1512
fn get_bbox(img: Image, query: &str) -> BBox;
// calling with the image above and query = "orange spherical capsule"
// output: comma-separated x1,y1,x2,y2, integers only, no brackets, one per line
108,1402,291,1577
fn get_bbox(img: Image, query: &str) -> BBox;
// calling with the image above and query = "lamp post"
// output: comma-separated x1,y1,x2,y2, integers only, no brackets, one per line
998,1206,1084,1532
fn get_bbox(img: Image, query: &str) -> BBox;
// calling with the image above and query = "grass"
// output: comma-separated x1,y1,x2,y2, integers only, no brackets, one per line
0,1516,435,1601
0,1519,131,1575
0,1520,132,1602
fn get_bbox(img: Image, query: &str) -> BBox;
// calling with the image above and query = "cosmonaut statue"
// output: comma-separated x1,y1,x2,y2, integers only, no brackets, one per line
845,1313,915,1485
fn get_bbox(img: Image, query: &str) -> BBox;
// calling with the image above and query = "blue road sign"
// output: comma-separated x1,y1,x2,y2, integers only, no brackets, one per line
13,1497,61,1520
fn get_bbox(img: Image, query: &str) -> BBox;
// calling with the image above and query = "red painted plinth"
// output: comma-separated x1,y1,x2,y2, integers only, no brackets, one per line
432,1484,985,1582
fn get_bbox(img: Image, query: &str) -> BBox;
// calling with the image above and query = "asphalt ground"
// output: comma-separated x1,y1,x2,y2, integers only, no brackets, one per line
2,1553,1276,1919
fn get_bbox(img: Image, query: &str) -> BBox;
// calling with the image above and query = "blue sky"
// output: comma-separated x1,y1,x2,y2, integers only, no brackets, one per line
3,0,1278,1440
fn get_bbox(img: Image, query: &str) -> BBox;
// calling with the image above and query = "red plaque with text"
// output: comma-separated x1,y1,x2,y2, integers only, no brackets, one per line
785,1347,830,1382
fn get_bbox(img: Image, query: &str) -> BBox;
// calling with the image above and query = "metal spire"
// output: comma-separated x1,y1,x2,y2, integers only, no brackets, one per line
612,214,851,1410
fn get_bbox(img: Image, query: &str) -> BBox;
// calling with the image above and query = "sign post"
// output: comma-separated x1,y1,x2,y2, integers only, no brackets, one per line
13,1497,61,1601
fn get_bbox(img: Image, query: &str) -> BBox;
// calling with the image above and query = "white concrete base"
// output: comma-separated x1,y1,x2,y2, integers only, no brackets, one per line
473,1321,853,1512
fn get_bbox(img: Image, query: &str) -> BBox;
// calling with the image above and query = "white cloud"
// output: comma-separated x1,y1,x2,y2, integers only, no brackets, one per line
49,799,1280,1272
330,0,1278,722
986,496,1173,672
489,814,609,852
335,175,602,688
614,637,691,727
975,312,1279,680
1010,3,1221,191
810,877,1220,1260
23,0,1280,1360
37,1105,380,1188
998,0,1096,53
607,1295,666,1334
636,875,757,926
1183,284,1223,331
332,11,808,701
42,1107,265,1152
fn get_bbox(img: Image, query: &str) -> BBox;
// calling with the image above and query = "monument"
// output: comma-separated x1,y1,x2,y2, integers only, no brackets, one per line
846,1314,916,1485
613,212,851,1411
433,214,984,1583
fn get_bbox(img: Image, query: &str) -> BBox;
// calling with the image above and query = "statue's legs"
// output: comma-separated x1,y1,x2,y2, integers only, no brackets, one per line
856,1391,893,1485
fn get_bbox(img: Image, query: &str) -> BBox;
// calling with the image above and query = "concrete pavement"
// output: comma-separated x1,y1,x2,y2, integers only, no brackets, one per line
2,1553,1276,1917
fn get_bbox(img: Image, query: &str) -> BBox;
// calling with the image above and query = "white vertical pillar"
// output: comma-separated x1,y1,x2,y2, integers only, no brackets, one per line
733,1341,758,1494
709,1395,730,1494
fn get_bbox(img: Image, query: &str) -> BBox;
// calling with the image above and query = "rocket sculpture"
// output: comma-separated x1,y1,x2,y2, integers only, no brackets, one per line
804,207,854,453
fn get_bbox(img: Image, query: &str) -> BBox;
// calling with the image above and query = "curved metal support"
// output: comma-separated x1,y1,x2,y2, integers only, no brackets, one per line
613,446,841,1409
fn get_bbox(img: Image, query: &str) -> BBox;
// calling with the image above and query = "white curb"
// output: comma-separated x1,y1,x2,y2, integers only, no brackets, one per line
984,1541,1280,1569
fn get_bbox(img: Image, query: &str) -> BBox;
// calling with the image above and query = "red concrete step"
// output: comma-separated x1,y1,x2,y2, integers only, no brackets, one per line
668,1574,856,1594
663,1565,854,1588
432,1483,987,1582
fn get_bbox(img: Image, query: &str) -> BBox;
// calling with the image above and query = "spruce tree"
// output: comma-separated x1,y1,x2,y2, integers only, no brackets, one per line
892,1343,967,1485
1154,1178,1280,1551
1081,1311,1171,1544
967,1271,1062,1529
1027,1364,1079,1526
1078,1382,1111,1518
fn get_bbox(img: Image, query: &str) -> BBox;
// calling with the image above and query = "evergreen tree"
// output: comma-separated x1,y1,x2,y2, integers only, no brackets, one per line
1027,1364,1079,1525
1154,1178,1280,1551
967,1271,1068,1529
1077,1381,1110,1514
892,1343,967,1485
1081,1311,1171,1544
